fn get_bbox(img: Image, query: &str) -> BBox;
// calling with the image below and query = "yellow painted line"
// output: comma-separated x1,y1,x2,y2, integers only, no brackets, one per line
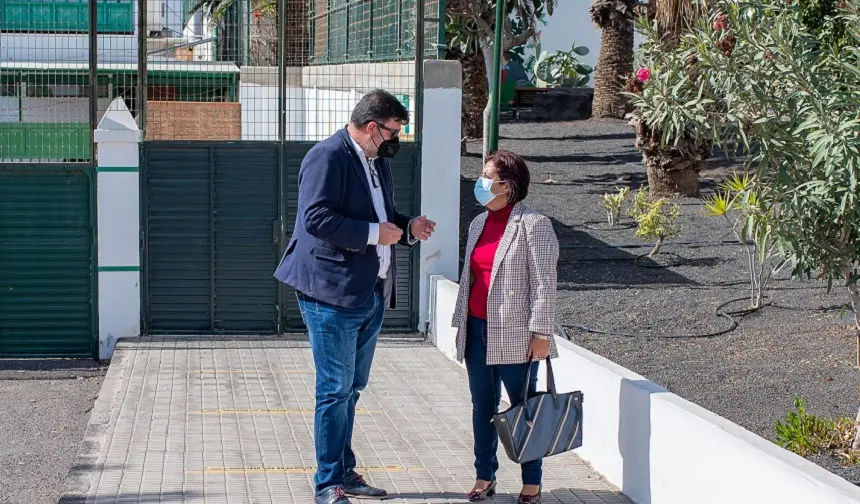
196,370,313,374
187,465,426,475
193,408,379,415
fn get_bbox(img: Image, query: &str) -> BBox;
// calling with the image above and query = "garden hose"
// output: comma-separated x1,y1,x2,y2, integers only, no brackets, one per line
558,296,769,340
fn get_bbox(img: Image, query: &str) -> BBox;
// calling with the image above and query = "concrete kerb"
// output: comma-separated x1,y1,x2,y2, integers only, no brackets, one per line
59,348,132,503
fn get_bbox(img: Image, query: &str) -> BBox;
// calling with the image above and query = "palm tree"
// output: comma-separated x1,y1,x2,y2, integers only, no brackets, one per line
447,0,555,160
190,0,308,66
633,0,711,198
589,0,636,119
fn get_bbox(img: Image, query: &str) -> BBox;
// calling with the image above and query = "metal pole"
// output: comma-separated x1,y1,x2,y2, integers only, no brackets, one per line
414,0,425,145
138,0,148,136
436,0,447,59
89,0,98,162
487,0,504,153
277,0,286,142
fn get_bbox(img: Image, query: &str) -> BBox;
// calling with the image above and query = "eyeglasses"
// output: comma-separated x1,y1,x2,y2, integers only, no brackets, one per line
374,122,401,138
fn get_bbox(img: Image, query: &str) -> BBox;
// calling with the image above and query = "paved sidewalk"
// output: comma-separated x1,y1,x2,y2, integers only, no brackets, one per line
62,337,631,504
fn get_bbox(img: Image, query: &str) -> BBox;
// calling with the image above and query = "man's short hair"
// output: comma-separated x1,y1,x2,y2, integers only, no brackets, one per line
350,89,410,127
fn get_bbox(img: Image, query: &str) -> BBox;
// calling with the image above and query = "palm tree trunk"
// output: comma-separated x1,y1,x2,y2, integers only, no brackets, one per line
448,47,488,140
643,154,702,197
592,18,634,118
634,120,706,198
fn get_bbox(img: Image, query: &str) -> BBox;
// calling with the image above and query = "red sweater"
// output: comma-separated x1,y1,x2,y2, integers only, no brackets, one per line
468,204,514,320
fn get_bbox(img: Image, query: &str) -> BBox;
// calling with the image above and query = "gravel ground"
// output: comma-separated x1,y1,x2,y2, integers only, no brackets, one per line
460,118,860,484
0,360,107,504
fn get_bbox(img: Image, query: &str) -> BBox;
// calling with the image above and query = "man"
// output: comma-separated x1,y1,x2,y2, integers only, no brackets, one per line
274,89,436,504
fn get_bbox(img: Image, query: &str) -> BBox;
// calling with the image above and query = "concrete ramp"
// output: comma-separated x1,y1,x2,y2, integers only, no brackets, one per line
62,337,631,504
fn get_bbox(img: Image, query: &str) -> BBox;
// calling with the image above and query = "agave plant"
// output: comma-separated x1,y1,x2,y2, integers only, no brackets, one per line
703,172,784,309
600,186,630,226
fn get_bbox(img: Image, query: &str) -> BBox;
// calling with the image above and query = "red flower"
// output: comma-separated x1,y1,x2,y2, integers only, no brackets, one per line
624,74,644,94
716,35,737,57
253,10,262,20
636,67,652,83
713,13,729,31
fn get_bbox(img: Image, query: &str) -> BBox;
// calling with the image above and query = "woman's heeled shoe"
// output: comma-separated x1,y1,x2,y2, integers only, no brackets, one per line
466,480,497,502
517,489,541,504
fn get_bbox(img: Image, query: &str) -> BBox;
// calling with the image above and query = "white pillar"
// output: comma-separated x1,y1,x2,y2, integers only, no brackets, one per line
94,98,142,360
419,60,463,332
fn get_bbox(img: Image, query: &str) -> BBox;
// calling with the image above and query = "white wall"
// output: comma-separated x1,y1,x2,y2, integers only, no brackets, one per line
239,64,417,142
304,87,362,141
0,97,18,122
418,61,462,331
429,276,860,504
20,98,113,123
0,35,139,63
0,0,140,61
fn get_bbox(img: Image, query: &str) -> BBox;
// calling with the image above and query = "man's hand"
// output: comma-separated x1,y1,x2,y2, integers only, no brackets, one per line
410,216,436,241
379,222,404,245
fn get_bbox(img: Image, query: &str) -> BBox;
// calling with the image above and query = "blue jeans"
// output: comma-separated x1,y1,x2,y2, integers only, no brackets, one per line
465,316,542,486
297,285,386,495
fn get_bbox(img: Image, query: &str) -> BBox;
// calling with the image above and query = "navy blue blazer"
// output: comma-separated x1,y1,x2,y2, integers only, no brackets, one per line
273,127,415,309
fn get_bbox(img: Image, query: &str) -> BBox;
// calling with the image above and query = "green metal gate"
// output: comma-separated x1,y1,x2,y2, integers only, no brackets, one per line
142,141,419,334
0,165,97,357
141,142,280,333
280,142,420,331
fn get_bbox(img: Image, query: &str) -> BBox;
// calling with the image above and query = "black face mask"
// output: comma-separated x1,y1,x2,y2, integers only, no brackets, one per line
372,125,401,158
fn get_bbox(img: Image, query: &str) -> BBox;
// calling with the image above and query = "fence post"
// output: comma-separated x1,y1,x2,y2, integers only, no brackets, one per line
418,60,462,332
94,98,143,360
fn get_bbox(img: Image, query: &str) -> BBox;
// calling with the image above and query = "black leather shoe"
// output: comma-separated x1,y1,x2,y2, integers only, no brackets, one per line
315,486,352,504
343,472,388,499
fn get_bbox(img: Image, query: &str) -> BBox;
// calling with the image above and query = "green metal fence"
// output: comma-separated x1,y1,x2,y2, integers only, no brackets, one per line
0,0,442,350
308,0,443,64
0,0,134,33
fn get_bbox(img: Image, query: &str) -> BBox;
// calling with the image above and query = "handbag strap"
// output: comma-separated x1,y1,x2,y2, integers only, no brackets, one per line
521,357,559,406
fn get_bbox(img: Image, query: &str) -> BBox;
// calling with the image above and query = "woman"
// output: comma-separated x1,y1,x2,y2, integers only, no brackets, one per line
451,150,559,504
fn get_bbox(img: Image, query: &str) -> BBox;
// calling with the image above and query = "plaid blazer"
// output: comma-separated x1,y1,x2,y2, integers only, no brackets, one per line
451,202,560,365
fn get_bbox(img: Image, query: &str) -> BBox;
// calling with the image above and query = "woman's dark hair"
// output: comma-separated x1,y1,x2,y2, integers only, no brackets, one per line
485,150,530,203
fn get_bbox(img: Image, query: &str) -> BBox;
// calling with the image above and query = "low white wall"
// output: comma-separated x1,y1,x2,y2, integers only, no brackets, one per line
428,276,860,504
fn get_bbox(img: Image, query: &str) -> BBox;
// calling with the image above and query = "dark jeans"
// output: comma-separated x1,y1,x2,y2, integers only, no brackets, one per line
297,285,386,495
464,315,542,486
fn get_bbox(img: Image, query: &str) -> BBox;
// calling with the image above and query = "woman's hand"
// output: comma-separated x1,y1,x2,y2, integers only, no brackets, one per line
527,335,551,360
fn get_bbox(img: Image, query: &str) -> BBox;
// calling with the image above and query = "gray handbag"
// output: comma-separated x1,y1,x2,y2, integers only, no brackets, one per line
492,359,583,464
